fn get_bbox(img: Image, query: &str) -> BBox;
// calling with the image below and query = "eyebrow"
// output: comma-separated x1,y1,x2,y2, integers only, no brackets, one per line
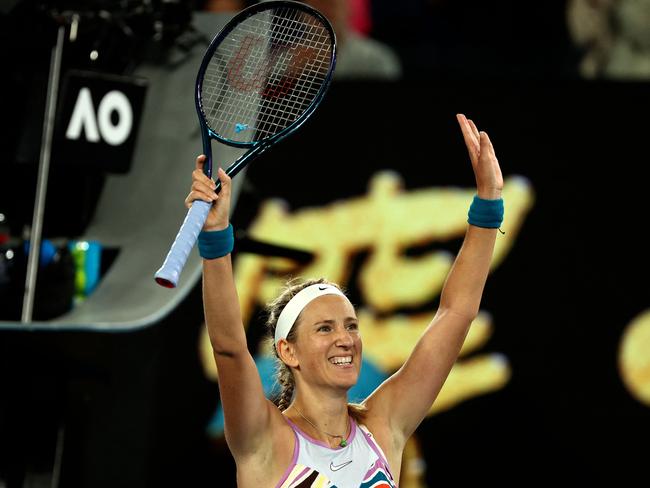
312,317,358,326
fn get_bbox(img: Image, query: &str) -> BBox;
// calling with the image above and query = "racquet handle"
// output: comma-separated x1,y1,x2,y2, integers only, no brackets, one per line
154,200,212,288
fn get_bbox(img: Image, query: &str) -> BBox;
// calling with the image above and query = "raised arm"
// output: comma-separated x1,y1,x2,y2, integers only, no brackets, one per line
189,156,277,459
364,114,504,444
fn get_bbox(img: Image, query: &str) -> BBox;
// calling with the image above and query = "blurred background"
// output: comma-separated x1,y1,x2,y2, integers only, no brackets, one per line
1,0,649,486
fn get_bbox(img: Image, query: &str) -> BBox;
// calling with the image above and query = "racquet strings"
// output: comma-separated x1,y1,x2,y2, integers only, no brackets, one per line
200,5,333,144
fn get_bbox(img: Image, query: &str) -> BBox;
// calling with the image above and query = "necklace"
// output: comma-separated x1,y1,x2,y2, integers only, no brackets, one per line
293,406,349,448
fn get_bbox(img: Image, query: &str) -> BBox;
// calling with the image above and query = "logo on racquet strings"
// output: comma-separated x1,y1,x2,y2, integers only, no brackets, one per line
235,123,250,133
227,35,321,99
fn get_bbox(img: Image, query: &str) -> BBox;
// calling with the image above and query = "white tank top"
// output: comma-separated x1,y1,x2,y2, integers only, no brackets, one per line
275,417,398,487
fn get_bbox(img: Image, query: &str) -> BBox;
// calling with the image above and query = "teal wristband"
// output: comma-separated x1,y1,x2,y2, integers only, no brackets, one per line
198,224,234,259
467,195,504,229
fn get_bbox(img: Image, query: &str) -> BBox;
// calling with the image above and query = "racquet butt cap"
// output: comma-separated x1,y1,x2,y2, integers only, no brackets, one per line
155,276,176,288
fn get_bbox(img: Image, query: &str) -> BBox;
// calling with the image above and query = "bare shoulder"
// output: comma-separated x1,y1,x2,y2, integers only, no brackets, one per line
235,399,297,488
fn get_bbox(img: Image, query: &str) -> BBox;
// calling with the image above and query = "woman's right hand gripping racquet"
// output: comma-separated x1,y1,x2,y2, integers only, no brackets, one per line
154,1,337,288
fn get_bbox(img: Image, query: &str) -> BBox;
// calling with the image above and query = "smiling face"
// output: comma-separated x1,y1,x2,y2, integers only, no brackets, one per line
283,294,362,392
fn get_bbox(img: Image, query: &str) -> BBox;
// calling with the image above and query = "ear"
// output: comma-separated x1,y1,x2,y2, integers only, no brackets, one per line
277,339,299,368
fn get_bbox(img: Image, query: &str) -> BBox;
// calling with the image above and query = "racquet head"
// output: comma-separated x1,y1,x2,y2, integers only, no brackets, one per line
197,0,337,178
154,1,336,289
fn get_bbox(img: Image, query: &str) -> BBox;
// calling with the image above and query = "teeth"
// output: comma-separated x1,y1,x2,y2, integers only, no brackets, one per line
330,357,352,365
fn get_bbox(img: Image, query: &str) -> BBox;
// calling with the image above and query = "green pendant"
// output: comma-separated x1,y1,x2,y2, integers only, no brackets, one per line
339,439,347,448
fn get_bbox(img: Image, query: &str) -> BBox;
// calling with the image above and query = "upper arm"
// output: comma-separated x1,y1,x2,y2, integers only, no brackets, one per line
214,345,280,458
364,308,473,440
200,257,282,458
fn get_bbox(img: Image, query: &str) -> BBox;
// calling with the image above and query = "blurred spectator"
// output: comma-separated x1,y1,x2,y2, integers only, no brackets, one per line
302,0,401,79
567,0,650,79
201,0,402,80
349,0,372,35
200,0,251,12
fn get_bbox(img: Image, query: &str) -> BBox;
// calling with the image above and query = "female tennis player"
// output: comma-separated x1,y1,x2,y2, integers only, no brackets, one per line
187,113,504,487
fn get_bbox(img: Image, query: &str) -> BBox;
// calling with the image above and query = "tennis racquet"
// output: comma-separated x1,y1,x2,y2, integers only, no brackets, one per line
154,0,337,288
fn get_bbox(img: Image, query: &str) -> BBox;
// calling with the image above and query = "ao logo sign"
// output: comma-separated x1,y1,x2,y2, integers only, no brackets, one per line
65,88,133,146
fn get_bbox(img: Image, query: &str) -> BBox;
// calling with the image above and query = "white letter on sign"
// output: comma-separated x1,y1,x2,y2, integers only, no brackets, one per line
65,87,100,142
97,90,133,146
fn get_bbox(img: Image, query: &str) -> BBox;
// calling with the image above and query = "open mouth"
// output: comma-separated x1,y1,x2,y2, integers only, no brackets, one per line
329,356,353,366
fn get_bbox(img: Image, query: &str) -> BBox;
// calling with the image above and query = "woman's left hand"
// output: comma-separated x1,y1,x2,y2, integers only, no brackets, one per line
457,114,503,200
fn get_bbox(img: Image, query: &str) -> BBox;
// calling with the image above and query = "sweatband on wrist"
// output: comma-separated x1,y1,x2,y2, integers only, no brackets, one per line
467,195,504,229
275,284,349,345
197,224,234,259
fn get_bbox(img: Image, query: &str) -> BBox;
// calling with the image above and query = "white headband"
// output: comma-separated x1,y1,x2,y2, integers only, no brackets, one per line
274,283,348,345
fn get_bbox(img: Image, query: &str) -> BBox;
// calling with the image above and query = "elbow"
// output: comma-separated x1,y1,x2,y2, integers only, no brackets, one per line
436,304,478,324
213,347,237,359
210,338,249,359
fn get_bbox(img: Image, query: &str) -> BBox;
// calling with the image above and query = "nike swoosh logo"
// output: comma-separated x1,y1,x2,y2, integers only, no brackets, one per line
318,286,328,290
330,460,353,471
